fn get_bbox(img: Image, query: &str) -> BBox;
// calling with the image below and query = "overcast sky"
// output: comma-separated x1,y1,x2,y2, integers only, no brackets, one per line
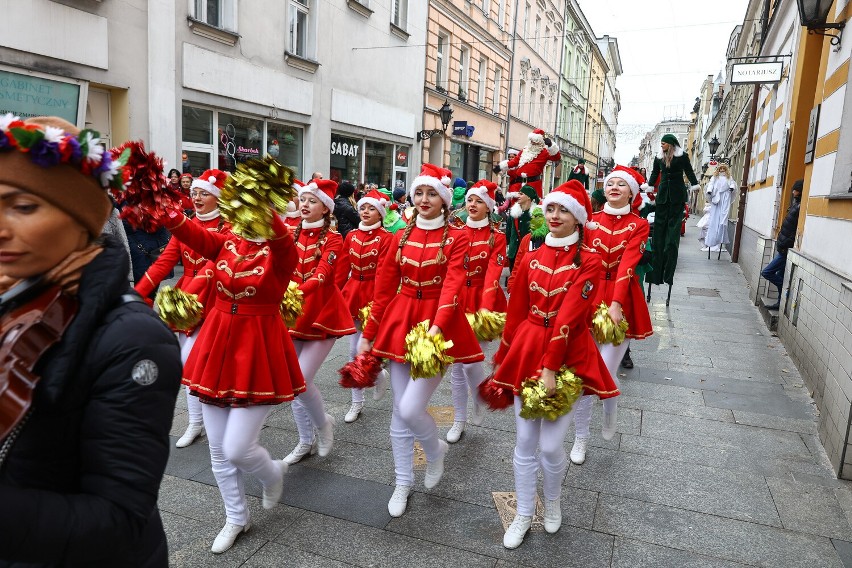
578,0,751,163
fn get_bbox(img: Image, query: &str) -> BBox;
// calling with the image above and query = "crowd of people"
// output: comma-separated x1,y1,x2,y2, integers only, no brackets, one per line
3,117,723,564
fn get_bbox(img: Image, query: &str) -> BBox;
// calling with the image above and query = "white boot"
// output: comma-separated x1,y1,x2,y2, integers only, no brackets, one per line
602,408,618,441
570,436,589,465
543,499,562,533
317,414,335,457
503,515,532,549
373,369,389,401
211,522,250,554
388,485,411,517
283,437,317,465
262,460,288,509
424,440,448,489
469,396,486,426
175,422,204,448
446,421,465,443
344,402,364,423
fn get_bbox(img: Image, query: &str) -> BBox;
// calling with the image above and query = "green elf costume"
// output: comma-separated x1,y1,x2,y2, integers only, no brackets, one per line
378,187,407,233
505,184,540,271
567,158,590,191
646,134,699,303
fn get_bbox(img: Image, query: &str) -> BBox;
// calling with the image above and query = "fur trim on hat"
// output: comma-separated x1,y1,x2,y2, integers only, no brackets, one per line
541,191,588,225
604,170,640,197
410,175,452,208
357,195,388,218
299,182,335,213
465,186,496,211
191,175,224,197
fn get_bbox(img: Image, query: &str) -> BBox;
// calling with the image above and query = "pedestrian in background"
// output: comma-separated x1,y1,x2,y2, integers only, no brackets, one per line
333,180,360,237
505,185,540,271
760,179,802,309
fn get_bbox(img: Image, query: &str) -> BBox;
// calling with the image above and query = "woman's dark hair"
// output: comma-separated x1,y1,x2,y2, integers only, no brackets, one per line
337,181,356,198
167,168,181,179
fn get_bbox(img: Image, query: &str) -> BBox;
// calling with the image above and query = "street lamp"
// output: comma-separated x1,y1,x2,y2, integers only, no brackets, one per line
797,0,845,46
708,135,721,159
417,101,453,142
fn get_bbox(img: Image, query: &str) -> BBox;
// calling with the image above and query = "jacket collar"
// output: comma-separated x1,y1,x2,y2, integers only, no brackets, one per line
545,231,580,248
416,214,445,230
603,203,631,216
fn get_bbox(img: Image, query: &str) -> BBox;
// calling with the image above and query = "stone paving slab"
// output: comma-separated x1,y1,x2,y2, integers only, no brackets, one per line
610,537,751,568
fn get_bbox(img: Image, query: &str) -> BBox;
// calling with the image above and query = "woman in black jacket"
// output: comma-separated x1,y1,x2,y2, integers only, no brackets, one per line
0,116,182,567
333,181,360,237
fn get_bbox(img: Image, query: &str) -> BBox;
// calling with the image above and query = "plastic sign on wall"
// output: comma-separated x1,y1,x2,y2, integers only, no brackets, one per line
0,69,81,123
730,62,783,84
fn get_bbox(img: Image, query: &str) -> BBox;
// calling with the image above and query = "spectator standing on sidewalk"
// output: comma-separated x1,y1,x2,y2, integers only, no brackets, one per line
761,179,802,310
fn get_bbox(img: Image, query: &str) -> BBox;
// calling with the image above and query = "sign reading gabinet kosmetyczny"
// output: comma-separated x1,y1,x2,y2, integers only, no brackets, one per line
730,62,784,84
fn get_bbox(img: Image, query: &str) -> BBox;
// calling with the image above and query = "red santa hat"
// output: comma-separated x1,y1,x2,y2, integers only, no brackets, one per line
191,169,228,198
299,178,337,212
293,178,305,189
357,188,389,218
541,179,593,226
528,128,546,144
603,165,645,197
410,163,453,208
465,179,498,211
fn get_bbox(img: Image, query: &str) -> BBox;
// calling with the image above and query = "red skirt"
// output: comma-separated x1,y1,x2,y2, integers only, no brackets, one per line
290,284,356,340
341,277,374,318
371,294,484,364
460,281,508,313
492,319,619,399
596,278,653,339
184,301,306,406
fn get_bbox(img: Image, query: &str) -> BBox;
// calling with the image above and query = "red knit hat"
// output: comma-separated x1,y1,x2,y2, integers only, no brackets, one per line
465,179,498,211
604,165,645,197
299,178,337,212
541,179,592,226
410,163,453,208
528,128,546,144
191,169,228,197
357,188,390,218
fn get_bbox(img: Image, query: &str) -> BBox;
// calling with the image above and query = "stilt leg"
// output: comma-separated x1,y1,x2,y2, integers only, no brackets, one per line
718,247,723,260
666,284,672,307
646,282,652,302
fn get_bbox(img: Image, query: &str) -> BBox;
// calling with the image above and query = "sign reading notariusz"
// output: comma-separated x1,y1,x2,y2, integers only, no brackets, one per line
730,62,783,84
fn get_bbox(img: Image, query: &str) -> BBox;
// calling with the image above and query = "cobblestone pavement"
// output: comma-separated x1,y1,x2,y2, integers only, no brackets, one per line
159,222,852,567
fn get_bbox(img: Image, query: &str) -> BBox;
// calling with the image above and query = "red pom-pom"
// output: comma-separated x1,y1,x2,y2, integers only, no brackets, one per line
478,374,514,410
339,352,383,389
110,141,184,232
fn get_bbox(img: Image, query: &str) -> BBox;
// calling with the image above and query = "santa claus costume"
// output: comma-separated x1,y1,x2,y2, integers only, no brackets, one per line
486,180,618,549
358,164,484,518
495,128,560,198
160,179,305,554
569,166,653,466
135,169,232,449
447,179,508,443
283,179,356,465
335,189,395,423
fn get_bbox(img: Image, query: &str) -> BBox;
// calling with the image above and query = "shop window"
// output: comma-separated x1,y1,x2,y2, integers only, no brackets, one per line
217,112,263,173
365,140,393,187
182,106,213,145
183,151,211,177
267,122,303,179
330,134,362,183
289,0,312,59
478,149,493,181
449,142,464,181
193,0,237,31
391,0,408,30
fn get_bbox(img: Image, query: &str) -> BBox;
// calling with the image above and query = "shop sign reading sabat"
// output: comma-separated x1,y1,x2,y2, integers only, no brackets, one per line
331,141,359,158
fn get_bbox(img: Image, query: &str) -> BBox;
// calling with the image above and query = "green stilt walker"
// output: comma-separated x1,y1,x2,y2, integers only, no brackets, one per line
645,134,699,306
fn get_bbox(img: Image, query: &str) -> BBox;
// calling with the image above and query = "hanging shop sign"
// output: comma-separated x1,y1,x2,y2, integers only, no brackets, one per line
730,62,783,84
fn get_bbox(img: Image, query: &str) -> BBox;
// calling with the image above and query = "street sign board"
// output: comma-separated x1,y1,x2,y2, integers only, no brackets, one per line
730,62,783,84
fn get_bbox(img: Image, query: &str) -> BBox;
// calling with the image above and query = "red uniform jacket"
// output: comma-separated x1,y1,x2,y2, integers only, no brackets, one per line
459,220,508,313
335,222,395,319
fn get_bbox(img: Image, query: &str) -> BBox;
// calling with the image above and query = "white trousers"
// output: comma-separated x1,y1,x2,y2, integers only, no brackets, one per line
290,338,335,445
513,397,575,516
202,404,278,526
178,329,203,424
573,340,628,438
349,328,365,404
389,362,443,486
449,341,487,422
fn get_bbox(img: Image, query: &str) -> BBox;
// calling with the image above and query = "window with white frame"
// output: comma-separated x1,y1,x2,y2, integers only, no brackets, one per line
518,80,525,118
534,16,540,48
436,32,449,91
392,0,408,30
289,0,311,58
529,87,535,123
482,0,489,15
539,94,545,127
193,0,237,31
523,3,530,38
458,45,470,101
544,26,550,61
493,67,502,112
498,0,506,28
477,57,487,107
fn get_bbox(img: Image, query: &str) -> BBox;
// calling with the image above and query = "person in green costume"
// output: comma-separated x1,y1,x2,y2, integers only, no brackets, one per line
378,187,407,233
567,158,590,191
505,184,540,271
645,134,699,305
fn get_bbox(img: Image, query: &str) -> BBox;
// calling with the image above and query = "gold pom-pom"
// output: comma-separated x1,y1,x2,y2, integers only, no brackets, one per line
357,302,372,327
519,366,584,421
591,302,629,345
404,320,454,379
280,281,304,327
155,285,203,332
465,310,507,342
220,156,297,240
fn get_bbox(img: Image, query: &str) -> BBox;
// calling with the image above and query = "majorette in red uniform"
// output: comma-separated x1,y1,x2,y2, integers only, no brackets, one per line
569,165,652,466
335,188,395,423
359,163,484,518
283,179,355,466
486,180,618,550
281,178,304,231
160,174,305,554
447,179,508,443
134,169,232,449
495,128,561,198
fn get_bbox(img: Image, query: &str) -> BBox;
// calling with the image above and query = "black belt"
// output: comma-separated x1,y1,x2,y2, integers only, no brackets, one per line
511,175,541,185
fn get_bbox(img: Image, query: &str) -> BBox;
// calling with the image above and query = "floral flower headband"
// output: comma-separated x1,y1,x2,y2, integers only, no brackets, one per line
0,113,127,192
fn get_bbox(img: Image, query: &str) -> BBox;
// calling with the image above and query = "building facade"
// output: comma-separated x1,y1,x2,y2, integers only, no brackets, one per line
595,35,622,187
637,119,691,174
